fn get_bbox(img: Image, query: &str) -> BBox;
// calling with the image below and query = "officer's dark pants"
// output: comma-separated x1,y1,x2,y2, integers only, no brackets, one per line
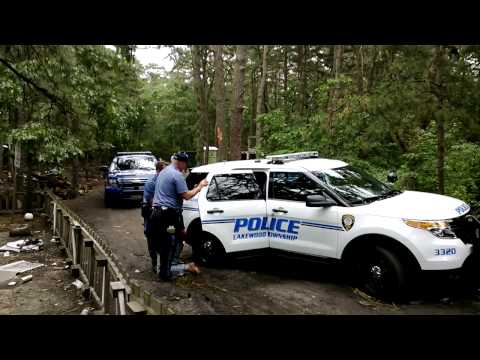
142,204,157,268
143,218,157,268
150,207,184,280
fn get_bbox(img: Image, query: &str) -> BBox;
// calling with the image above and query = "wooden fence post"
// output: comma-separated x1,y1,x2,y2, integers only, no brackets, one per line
73,225,83,265
111,281,127,315
95,255,107,305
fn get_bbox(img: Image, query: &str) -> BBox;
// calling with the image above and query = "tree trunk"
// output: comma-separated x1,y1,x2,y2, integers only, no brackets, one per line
229,45,248,160
297,45,308,115
429,45,447,194
212,45,226,161
192,45,210,164
283,46,289,112
69,113,80,198
354,45,365,95
255,45,268,152
436,113,445,194
326,45,344,155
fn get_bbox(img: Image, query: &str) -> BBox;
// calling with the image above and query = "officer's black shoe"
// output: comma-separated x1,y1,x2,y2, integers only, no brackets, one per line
158,272,173,282
152,262,158,274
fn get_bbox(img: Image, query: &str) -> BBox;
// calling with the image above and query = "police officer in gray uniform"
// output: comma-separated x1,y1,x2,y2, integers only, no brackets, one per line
150,152,208,281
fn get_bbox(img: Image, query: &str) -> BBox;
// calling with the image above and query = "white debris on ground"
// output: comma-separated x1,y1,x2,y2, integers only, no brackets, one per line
24,213,34,221
0,238,44,253
0,260,44,274
71,279,83,289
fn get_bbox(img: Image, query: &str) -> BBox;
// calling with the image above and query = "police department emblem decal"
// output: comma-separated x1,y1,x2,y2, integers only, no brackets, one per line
342,215,355,231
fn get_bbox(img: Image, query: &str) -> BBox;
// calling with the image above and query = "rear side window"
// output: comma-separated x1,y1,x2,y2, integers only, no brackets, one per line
207,174,262,201
269,172,324,202
186,172,208,190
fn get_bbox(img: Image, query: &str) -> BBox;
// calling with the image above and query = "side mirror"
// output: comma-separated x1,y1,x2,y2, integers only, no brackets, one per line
99,165,109,179
387,171,398,183
306,194,336,207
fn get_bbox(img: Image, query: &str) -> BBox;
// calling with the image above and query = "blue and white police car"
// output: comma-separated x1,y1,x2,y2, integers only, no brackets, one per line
103,151,157,207
182,152,480,301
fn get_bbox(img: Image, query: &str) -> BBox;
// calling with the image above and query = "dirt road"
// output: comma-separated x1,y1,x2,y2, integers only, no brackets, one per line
64,186,480,315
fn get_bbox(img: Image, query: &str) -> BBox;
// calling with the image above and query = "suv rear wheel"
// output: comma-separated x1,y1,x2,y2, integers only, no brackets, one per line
351,245,410,302
104,193,115,208
192,232,226,267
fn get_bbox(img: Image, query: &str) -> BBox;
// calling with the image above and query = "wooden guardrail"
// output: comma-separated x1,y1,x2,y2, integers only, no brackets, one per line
45,191,135,315
43,190,172,315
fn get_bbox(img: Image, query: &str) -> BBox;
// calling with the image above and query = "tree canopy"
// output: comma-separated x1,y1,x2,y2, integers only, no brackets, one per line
1,45,479,212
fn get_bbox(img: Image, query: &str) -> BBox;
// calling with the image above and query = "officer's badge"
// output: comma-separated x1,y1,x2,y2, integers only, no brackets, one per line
342,215,355,231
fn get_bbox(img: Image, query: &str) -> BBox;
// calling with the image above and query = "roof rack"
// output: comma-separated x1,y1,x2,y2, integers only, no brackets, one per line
265,151,319,164
116,151,153,156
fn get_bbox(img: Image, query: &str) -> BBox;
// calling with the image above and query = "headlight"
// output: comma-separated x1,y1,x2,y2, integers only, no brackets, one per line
403,219,456,238
109,177,119,188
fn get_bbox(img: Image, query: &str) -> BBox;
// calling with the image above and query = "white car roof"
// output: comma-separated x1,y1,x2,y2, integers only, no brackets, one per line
191,158,348,173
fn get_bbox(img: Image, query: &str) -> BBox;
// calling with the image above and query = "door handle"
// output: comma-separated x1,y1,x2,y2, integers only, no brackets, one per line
272,208,288,214
207,208,224,214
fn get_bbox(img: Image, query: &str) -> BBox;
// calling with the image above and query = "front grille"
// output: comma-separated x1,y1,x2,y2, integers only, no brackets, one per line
450,212,480,245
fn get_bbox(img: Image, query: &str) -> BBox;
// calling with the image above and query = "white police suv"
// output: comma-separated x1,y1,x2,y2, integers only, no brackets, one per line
182,152,480,301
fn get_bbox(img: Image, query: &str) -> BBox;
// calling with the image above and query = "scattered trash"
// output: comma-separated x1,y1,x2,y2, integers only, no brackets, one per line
134,269,141,273
24,213,34,221
8,224,32,237
72,279,83,289
54,303,59,306
51,262,57,266
21,274,33,283
0,260,44,274
0,238,44,253
8,281,16,286
50,238,59,243
64,265,70,270
3,251,9,257
80,307,95,315
358,300,376,307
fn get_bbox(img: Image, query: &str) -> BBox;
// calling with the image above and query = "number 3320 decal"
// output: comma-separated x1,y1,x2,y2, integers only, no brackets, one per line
434,248,456,256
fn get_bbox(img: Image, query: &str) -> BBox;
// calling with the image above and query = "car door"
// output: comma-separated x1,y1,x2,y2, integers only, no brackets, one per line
198,170,268,253
267,170,341,258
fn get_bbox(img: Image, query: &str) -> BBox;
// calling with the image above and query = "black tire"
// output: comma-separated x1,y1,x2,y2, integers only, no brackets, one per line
191,232,226,267
351,245,409,302
104,193,114,208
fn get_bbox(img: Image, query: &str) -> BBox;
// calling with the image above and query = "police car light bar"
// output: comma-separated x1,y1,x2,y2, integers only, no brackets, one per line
265,151,319,162
116,151,153,156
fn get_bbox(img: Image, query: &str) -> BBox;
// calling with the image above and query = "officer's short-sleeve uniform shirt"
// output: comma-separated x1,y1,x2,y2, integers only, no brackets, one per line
143,173,158,204
152,164,188,210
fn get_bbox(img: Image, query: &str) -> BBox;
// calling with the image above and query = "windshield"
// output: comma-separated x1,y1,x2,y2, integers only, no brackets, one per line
314,165,396,205
114,156,156,171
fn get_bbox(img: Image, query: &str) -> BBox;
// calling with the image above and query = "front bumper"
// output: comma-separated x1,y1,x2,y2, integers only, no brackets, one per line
105,187,144,200
413,214,480,271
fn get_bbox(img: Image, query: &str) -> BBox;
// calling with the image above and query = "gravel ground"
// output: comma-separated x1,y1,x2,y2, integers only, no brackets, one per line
64,186,480,315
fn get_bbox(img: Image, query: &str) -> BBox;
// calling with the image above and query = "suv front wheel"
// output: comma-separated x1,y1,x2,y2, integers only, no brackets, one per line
351,245,409,302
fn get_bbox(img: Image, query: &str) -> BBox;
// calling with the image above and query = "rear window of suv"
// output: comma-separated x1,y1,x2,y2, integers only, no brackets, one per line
207,173,262,201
